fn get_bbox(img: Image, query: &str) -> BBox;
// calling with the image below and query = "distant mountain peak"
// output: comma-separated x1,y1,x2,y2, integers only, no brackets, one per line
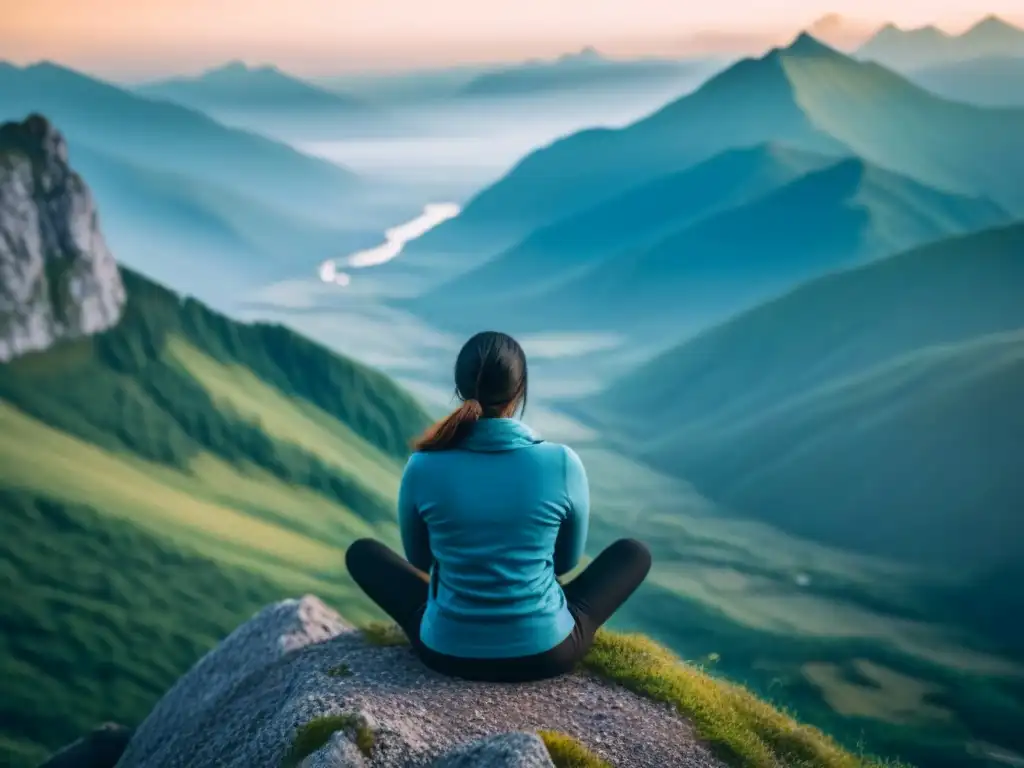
864,22,948,43
203,60,282,79
25,60,69,74
963,14,1024,38
970,14,1019,30
558,45,606,64
784,32,842,57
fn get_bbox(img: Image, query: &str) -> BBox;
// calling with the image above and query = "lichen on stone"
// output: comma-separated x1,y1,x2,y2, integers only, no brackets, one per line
283,713,375,767
538,730,611,768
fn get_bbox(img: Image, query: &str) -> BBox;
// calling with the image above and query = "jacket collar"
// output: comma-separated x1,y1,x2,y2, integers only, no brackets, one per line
460,418,543,452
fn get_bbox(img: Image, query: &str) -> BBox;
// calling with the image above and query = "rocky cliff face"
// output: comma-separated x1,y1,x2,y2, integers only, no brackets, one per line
0,115,125,363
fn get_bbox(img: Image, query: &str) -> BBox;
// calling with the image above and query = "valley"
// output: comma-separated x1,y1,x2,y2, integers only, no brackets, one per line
3,14,1024,768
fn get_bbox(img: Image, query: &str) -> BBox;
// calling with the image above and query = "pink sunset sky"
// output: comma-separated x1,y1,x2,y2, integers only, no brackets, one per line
3,0,1023,77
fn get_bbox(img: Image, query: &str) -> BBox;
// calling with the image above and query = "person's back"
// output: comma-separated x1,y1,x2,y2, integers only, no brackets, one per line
404,422,587,658
345,330,651,683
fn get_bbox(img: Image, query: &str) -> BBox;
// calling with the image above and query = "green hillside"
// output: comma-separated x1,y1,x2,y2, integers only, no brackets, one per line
581,222,1024,567
423,156,1008,339
571,223,1024,766
0,62,359,221
400,32,1024,279
641,328,1024,567
0,268,430,764
586,223,1024,445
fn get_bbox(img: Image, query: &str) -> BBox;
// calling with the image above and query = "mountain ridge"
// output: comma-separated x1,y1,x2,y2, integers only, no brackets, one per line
400,33,1024,282
412,153,1009,340
0,61,360,220
458,50,720,99
410,143,837,305
580,222,1024,567
586,222,1024,433
137,61,367,112
857,14,1024,68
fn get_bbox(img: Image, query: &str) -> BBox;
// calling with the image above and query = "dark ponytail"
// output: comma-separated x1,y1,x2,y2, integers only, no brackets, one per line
412,331,528,452
414,398,484,452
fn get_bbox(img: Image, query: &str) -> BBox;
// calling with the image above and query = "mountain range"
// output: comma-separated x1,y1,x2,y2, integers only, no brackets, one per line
458,47,723,99
413,144,837,304
0,61,359,222
138,61,366,113
856,15,1024,69
396,31,1024,291
135,61,388,140
581,222,1024,569
413,153,1007,339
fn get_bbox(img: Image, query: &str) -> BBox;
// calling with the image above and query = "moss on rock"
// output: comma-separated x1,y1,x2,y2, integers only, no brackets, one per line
538,730,612,768
283,713,375,767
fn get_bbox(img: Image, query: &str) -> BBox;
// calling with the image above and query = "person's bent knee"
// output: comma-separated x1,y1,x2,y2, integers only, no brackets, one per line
345,537,383,574
611,538,652,571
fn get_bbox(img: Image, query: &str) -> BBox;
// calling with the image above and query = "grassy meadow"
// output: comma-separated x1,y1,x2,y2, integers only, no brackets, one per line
0,269,426,764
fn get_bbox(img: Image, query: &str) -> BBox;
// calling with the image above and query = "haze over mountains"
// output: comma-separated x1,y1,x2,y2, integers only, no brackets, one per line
457,47,724,99
136,62,387,140
68,144,376,304
394,31,1024,296
0,62,360,220
0,60,392,304
139,61,366,112
317,49,726,105
856,14,1024,69
395,32,1023,352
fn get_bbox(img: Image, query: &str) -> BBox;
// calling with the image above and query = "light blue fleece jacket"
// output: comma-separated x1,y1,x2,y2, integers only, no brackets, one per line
398,418,590,659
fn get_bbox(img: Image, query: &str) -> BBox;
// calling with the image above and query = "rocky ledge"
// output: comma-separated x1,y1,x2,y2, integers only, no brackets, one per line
95,596,724,768
44,595,889,768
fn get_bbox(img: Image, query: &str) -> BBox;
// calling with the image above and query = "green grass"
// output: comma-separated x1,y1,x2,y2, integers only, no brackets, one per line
283,713,375,767
361,622,411,647
0,267,430,766
538,731,612,768
582,631,903,768
0,489,291,765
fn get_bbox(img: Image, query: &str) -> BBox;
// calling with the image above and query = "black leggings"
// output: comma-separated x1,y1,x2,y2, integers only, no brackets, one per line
345,537,652,683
